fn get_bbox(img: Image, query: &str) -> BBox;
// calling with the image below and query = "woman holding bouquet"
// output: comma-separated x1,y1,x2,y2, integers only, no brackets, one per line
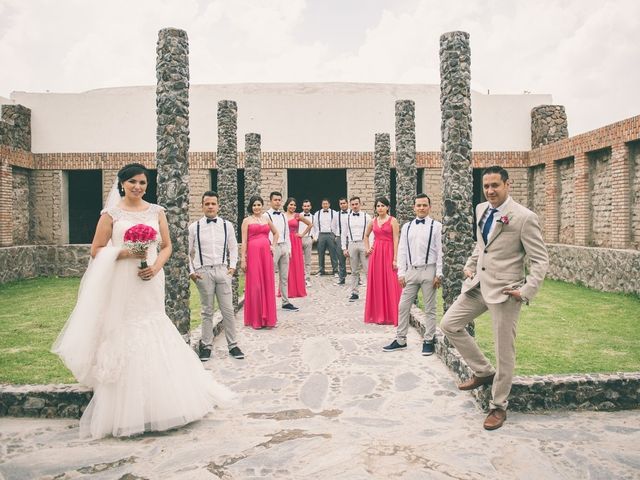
53,163,234,440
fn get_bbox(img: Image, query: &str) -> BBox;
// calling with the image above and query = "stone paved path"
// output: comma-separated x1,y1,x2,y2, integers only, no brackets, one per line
1,276,639,479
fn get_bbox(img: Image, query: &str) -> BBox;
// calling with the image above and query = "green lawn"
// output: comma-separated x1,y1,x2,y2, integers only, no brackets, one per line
0,276,244,384
419,279,640,376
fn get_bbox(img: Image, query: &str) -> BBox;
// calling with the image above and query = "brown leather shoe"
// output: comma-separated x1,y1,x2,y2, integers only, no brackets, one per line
483,409,507,430
458,373,495,391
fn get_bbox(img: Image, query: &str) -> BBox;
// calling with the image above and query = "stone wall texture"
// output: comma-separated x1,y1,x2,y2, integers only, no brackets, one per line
12,167,31,244
631,142,640,248
531,105,568,149
529,164,546,237
546,243,640,294
0,384,92,418
0,245,90,284
440,31,474,311
374,133,391,203
31,170,67,245
217,100,238,229
0,104,31,151
557,158,575,244
155,27,191,335
588,148,612,247
395,101,416,226
244,133,262,210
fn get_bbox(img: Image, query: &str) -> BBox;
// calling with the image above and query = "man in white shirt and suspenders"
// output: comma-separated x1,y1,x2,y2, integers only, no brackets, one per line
383,193,443,356
300,199,314,287
266,191,299,311
188,191,245,361
342,196,370,302
312,198,339,276
334,197,350,285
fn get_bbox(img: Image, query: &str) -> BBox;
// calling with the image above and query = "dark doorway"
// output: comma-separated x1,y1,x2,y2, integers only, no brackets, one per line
211,168,245,239
287,169,347,213
68,170,102,244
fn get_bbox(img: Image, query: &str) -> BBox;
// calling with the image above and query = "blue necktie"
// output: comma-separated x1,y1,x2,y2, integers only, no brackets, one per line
482,208,498,244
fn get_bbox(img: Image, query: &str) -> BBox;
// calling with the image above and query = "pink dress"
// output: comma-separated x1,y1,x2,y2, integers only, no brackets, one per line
244,223,277,329
364,217,402,325
286,214,307,298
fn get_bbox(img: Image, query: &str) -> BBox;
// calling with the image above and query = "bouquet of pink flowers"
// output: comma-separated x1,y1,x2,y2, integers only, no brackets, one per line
123,224,158,270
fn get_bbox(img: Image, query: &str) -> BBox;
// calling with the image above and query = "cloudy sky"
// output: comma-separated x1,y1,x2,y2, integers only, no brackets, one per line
0,0,638,135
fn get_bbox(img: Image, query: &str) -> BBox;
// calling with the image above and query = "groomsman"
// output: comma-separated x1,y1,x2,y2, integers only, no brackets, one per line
266,191,299,311
188,191,245,361
333,197,350,285
312,198,339,276
342,196,370,301
383,193,442,356
300,199,314,287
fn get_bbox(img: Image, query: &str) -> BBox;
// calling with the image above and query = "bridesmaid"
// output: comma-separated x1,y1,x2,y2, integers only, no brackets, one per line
363,197,402,325
283,197,312,298
241,196,279,329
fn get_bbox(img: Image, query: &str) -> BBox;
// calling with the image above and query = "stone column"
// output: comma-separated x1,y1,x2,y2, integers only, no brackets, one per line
531,105,568,149
244,133,262,209
374,133,391,203
395,101,416,227
0,104,31,151
440,31,474,312
156,28,191,336
217,100,239,307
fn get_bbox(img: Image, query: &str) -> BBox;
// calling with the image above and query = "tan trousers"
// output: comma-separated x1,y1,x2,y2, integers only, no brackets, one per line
440,285,521,410
273,243,290,304
347,241,367,295
397,264,437,344
302,236,312,282
194,265,237,349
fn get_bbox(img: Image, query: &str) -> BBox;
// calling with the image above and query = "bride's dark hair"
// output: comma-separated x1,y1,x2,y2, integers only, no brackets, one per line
117,163,149,196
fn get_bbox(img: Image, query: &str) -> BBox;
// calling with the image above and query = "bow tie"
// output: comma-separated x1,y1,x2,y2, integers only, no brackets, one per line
206,218,217,224
415,219,426,224
352,213,360,216
272,211,281,215
303,213,311,216
341,211,348,214
322,210,329,213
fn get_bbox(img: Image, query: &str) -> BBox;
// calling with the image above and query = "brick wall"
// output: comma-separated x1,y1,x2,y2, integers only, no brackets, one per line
631,142,640,248
32,170,67,244
557,158,575,244
260,169,287,202
588,148,612,247
508,167,529,207
529,164,546,237
12,167,30,244
424,167,443,221
188,169,211,223
347,168,375,213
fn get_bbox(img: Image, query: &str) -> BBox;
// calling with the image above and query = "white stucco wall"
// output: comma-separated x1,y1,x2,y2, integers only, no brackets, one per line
11,83,552,153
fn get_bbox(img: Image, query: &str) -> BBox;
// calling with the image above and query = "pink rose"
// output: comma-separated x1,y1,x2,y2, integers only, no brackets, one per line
498,215,510,225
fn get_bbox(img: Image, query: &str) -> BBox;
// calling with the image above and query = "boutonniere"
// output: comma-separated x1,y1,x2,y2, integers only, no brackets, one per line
497,215,510,225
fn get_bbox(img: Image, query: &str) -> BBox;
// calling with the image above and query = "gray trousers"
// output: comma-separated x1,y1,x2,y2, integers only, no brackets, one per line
195,265,237,349
440,285,522,411
316,232,338,274
334,235,347,280
397,264,437,344
302,236,312,282
273,243,290,304
347,241,367,294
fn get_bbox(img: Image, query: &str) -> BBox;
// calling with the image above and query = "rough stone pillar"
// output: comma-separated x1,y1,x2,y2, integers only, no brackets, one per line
440,31,474,312
0,104,31,151
217,100,239,307
374,133,391,203
531,105,568,149
395,101,416,227
155,28,191,336
244,133,262,209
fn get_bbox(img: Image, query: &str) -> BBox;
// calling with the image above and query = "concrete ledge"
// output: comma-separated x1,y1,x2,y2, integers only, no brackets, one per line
409,305,640,412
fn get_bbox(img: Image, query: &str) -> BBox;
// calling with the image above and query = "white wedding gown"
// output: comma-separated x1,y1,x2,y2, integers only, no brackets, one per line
53,204,234,439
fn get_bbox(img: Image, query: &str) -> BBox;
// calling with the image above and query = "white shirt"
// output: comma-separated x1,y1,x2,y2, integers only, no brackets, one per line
312,209,336,238
479,196,511,241
397,216,443,278
341,211,371,250
188,216,238,273
334,209,350,237
265,208,290,246
299,212,313,237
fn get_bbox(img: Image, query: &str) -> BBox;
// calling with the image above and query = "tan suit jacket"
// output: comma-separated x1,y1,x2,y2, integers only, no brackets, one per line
461,197,548,304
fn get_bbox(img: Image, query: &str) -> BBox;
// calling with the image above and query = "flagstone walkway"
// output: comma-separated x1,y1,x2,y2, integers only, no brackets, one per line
0,276,638,479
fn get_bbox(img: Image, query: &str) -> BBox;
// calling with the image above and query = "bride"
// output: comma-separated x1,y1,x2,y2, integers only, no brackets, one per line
53,163,234,439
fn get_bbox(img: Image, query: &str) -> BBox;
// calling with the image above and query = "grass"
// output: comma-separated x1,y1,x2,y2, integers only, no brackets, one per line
0,276,244,385
418,279,640,376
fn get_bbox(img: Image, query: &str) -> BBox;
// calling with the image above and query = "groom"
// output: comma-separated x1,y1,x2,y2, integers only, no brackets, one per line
441,166,548,430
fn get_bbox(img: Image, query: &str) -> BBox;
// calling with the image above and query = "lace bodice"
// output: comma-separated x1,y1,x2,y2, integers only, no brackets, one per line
104,204,164,261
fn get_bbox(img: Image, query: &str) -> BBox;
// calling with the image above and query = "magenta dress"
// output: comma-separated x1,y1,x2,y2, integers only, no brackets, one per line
364,217,402,325
286,214,307,298
244,223,277,329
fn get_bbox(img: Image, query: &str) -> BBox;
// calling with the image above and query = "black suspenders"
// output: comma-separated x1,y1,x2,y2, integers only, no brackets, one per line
317,210,333,233
406,219,434,266
348,213,368,241
267,211,287,241
196,218,228,267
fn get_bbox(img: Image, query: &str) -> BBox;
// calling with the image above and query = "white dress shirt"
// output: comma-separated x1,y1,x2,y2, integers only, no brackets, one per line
397,216,443,278
479,196,512,241
188,216,238,273
334,209,350,237
265,208,290,246
299,212,313,236
341,211,370,250
312,209,336,238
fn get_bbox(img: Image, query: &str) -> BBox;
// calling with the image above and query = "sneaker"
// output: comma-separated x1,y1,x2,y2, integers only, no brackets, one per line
315,271,325,276
229,346,245,360
334,279,346,285
282,303,299,311
333,273,339,278
305,280,311,287
422,341,435,356
382,340,407,352
198,341,211,361
349,293,359,302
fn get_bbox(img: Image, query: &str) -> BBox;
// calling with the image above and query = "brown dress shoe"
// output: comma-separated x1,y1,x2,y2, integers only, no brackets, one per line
458,373,495,391
483,409,507,430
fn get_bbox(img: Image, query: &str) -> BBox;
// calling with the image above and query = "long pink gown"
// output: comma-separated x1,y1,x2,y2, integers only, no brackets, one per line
364,217,402,325
244,223,277,329
286,214,307,298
